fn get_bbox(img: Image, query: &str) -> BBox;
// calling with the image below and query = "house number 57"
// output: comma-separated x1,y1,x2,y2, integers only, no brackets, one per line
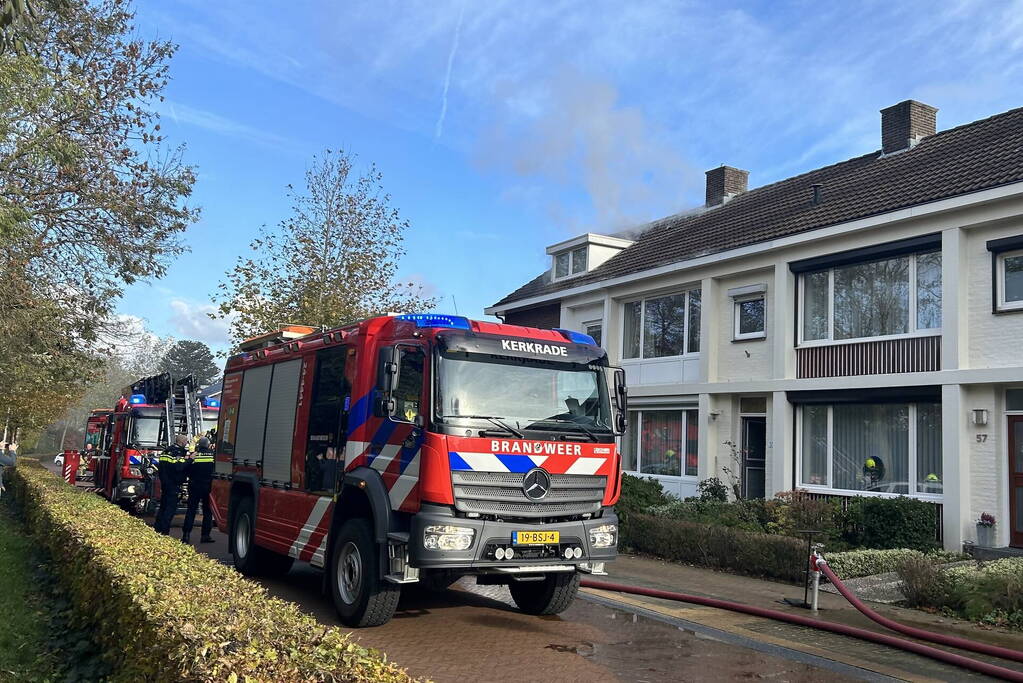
976,434,988,443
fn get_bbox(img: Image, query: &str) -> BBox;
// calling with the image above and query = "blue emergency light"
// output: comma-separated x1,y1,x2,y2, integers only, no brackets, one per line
554,328,597,345
396,313,472,330
129,394,146,405
204,398,220,408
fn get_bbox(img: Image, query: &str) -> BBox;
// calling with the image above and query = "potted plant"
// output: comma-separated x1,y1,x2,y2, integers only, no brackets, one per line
976,512,997,548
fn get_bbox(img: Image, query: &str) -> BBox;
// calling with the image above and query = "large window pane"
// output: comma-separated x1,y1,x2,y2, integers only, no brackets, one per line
916,403,942,494
916,252,942,330
1004,254,1023,303
737,298,765,335
801,405,828,486
623,301,642,359
832,404,908,493
687,290,701,353
833,257,909,340
638,410,684,476
802,271,829,341
555,252,569,278
643,294,686,358
571,246,587,274
684,409,698,476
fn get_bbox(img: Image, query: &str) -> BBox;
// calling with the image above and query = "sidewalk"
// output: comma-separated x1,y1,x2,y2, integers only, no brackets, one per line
588,554,1023,681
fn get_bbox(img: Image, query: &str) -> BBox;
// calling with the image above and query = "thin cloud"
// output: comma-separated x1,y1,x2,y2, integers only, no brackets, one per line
160,100,295,150
434,1,465,141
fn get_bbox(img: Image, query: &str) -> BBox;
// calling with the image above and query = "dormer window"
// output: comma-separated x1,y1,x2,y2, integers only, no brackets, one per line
547,233,632,284
554,247,587,280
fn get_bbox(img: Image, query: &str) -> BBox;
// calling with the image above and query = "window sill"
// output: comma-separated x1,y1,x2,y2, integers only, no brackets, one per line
732,334,766,343
626,470,699,481
796,484,943,502
796,331,941,348
620,354,701,363
993,304,1023,315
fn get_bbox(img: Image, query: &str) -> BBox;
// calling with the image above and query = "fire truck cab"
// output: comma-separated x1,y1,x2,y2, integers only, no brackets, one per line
211,314,627,627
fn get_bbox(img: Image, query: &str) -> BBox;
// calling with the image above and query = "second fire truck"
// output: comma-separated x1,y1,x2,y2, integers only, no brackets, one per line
211,314,627,627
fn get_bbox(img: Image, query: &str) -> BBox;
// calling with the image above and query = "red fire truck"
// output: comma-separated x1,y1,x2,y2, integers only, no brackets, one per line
211,314,627,627
92,373,219,513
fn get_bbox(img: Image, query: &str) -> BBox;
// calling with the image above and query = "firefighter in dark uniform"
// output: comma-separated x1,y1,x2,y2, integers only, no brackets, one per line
155,434,188,535
181,434,215,544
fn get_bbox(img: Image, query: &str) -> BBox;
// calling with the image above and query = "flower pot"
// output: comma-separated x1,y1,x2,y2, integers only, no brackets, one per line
976,524,997,548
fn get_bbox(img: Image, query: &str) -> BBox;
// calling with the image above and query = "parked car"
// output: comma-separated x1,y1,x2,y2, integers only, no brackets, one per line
54,452,64,467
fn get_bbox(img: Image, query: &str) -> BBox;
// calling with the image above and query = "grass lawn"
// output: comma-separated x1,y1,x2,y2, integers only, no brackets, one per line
0,500,56,681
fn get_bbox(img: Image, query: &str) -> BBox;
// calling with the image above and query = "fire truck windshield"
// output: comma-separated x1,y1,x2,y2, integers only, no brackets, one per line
435,355,612,435
131,416,163,448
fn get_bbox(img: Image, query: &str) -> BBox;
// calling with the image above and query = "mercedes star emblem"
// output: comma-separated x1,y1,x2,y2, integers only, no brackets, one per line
522,467,551,500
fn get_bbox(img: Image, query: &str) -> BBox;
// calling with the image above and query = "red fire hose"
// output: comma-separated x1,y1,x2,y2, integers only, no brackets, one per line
818,560,1023,664
579,577,1023,682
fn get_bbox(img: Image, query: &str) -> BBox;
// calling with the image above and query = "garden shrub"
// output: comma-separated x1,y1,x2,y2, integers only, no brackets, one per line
897,556,1023,629
616,473,674,522
646,499,767,533
621,512,805,583
696,477,729,502
896,554,951,607
847,496,939,551
9,461,415,682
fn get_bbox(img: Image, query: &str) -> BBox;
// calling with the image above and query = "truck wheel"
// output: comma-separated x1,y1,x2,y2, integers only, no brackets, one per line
330,518,400,627
231,497,294,577
509,571,580,615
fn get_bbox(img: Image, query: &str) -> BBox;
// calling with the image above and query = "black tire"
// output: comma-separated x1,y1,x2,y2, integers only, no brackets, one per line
230,497,294,577
329,518,400,627
509,571,580,615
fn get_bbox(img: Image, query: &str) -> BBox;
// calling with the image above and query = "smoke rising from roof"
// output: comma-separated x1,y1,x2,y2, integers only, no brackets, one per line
475,67,699,235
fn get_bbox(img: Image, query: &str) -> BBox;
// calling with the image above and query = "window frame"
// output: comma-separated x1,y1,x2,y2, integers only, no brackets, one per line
623,407,698,479
733,294,766,341
389,344,427,425
621,288,702,360
582,319,603,348
996,249,1023,312
797,251,942,347
552,247,589,281
794,402,943,501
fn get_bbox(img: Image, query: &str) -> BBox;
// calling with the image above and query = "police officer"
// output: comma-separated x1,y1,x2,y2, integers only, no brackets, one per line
181,434,215,544
155,434,188,535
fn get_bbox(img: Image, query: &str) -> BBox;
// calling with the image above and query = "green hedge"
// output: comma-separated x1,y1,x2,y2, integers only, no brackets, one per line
9,462,415,682
826,548,966,580
621,512,806,583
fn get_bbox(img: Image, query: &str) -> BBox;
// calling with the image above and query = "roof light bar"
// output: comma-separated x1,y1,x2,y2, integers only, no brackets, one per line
129,394,146,405
554,328,597,345
396,313,472,330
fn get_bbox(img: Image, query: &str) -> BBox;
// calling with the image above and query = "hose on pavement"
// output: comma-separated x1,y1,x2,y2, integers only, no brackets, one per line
579,578,1023,682
818,560,1023,664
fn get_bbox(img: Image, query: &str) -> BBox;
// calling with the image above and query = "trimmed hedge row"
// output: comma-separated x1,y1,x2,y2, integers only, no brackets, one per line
826,548,966,580
621,512,806,583
898,556,1023,629
9,462,415,682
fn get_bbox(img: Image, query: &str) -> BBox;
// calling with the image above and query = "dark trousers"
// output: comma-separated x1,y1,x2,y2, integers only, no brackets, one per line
155,482,180,535
182,480,212,538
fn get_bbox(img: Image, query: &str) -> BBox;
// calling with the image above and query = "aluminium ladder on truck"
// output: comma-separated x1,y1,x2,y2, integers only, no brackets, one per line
164,375,203,442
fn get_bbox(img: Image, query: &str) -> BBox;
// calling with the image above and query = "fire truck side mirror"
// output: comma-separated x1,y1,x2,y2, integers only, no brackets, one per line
375,347,400,417
611,367,628,435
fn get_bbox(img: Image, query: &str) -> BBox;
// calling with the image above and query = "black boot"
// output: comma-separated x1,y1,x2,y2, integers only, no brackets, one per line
181,532,190,544
200,535,214,543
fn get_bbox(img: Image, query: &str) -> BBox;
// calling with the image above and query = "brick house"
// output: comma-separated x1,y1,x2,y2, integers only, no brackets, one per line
487,100,1023,551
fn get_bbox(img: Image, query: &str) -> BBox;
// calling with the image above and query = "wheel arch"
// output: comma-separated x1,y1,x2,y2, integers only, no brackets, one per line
322,467,394,589
227,473,260,554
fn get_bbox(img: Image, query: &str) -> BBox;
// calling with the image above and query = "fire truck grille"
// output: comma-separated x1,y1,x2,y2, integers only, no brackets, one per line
451,471,606,519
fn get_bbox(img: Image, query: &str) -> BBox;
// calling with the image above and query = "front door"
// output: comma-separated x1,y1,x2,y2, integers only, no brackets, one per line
741,416,767,499
1009,416,1023,548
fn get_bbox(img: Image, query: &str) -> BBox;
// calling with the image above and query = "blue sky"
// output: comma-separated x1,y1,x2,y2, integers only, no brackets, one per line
120,0,1023,353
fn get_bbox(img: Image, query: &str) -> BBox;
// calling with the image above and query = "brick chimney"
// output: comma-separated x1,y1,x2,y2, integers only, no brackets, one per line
880,100,937,154
705,165,749,207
